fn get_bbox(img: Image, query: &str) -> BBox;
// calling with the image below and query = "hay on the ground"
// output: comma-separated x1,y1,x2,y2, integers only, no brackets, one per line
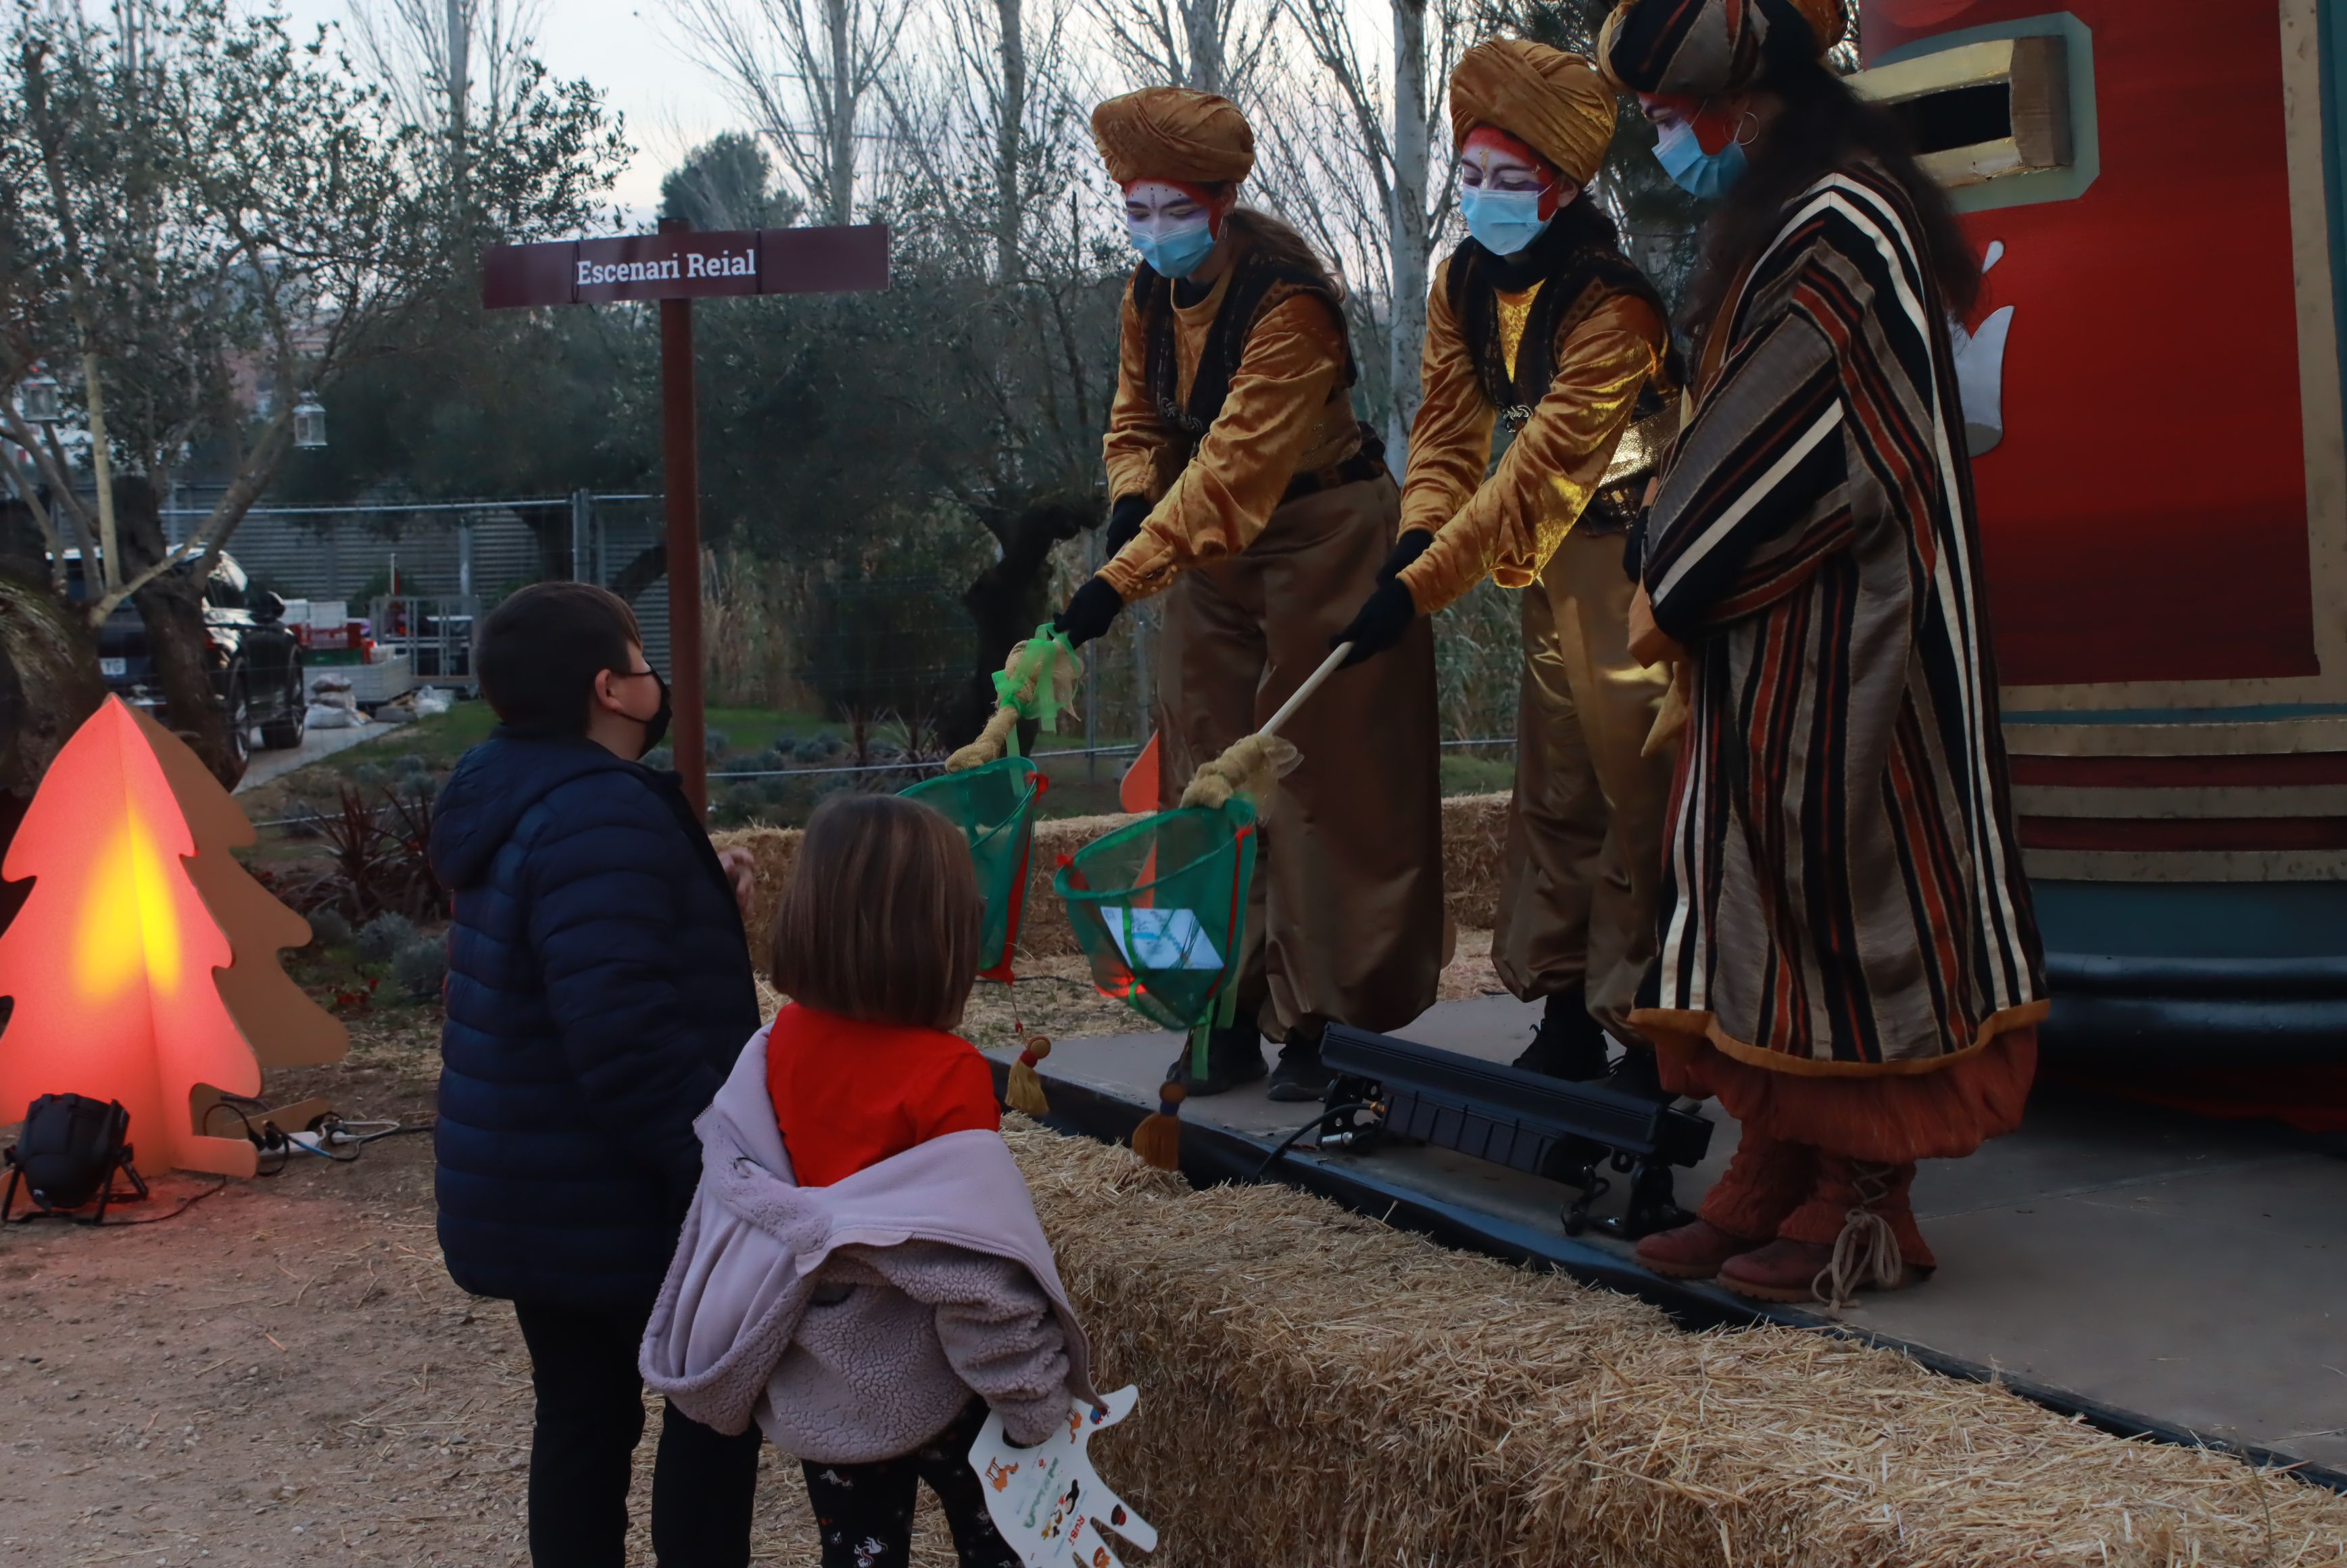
1003,1119,2347,1568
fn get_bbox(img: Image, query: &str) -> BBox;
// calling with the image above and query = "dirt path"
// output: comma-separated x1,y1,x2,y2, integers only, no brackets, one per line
2,933,1515,1566
0,1016,964,1568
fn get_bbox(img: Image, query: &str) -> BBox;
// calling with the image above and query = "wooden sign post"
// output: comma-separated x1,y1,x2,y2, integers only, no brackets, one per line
481,222,890,811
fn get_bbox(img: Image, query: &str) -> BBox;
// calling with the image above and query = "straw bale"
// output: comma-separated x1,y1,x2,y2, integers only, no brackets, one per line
716,825,801,958
717,814,1126,962
1441,791,1509,931
717,794,1517,963
1003,1119,2347,1567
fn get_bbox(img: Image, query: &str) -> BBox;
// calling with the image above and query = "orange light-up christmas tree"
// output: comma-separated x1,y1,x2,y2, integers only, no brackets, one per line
0,697,345,1176
139,707,347,1073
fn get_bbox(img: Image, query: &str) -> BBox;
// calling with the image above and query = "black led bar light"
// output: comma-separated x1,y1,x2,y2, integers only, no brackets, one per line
1315,1025,1715,1240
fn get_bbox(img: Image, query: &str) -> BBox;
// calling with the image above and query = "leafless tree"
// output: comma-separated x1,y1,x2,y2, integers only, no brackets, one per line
1255,0,1472,455
882,0,1128,491
349,0,548,180
866,0,1138,737
886,0,1090,281
670,0,910,226
1084,0,1273,100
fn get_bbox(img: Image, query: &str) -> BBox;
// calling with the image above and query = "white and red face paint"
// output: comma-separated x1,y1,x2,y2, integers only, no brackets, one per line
1637,92,1743,154
1455,126,1572,221
1120,178,1232,278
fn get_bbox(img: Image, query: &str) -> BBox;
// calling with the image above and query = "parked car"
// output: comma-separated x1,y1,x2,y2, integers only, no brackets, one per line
67,550,307,783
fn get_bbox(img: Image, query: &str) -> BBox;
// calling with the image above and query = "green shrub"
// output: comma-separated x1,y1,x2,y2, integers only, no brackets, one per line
357,912,418,963
391,939,448,1002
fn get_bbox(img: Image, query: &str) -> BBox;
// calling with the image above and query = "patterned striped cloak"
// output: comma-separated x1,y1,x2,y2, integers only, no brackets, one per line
1633,162,2048,1076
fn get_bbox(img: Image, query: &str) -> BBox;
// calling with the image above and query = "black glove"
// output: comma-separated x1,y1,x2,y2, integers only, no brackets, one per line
1376,528,1435,585
1332,579,1416,667
1105,494,1150,556
1052,576,1125,647
1621,512,1649,583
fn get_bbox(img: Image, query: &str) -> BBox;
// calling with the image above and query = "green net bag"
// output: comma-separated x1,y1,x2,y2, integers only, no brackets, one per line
1055,799,1258,1056
902,754,1046,980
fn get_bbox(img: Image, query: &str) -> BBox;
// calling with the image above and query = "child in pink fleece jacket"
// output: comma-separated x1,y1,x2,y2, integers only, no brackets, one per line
642,795,1098,1568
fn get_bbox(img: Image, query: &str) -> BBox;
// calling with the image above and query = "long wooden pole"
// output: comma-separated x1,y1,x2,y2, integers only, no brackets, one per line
658,216,707,815
1260,643,1351,739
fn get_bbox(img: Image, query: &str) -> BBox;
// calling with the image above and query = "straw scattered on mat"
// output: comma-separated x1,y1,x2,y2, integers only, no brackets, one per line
1002,1119,2347,1568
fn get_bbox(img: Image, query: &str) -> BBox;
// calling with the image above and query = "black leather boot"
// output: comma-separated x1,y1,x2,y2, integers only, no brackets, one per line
1162,1019,1267,1098
1265,1030,1332,1103
1511,987,1612,1081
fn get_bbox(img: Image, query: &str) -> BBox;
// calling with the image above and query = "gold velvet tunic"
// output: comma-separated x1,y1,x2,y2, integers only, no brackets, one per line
1093,244,1446,1040
1396,257,1670,614
1099,268,1361,601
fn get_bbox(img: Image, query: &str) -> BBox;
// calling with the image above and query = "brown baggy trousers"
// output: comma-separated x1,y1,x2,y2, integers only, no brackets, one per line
1490,525,1677,1043
1155,475,1446,1040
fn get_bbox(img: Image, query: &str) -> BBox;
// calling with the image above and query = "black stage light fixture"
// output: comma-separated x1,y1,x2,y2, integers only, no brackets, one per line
1312,1025,1714,1240
2,1094,150,1224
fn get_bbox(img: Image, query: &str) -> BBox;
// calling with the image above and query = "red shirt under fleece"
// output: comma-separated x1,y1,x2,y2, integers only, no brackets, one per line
765,1002,1000,1187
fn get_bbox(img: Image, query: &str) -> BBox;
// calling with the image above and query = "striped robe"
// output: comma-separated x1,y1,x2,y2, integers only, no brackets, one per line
1635,162,2047,1073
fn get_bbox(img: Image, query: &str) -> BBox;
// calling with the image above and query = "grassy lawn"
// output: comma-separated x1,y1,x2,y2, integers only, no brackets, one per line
700,706,835,753
1441,750,1516,795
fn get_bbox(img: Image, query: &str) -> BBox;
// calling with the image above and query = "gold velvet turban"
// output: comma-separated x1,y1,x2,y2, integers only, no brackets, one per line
1447,41,1617,189
1091,87,1256,187
1597,0,1847,97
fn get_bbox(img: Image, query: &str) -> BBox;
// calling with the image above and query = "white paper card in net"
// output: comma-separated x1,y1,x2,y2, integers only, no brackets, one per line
969,1386,1155,1568
1100,908,1221,971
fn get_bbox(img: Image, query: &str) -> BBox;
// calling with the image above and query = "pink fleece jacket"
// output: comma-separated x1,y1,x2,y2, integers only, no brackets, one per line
637,1026,1099,1463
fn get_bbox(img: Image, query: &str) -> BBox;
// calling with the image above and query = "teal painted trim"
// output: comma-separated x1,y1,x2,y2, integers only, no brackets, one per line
2033,879,2347,959
2002,703,2347,724
2321,0,2347,466
1873,13,2099,213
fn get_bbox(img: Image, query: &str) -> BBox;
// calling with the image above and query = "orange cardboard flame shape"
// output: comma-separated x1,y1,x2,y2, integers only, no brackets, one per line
0,698,289,1176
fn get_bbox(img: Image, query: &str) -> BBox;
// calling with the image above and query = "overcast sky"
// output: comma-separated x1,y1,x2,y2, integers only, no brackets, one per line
276,0,733,217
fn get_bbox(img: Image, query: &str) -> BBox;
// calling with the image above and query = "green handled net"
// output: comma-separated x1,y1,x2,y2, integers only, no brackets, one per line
1055,798,1258,1070
902,754,1045,981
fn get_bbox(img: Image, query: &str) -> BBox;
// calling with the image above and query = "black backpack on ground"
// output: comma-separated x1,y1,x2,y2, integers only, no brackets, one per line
2,1094,149,1223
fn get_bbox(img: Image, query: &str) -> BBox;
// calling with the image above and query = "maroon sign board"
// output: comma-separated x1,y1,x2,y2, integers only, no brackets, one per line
480,221,892,812
481,223,890,308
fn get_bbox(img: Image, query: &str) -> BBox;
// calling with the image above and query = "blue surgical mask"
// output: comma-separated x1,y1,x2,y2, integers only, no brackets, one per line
1130,214,1216,279
1654,120,1747,199
1459,185,1550,257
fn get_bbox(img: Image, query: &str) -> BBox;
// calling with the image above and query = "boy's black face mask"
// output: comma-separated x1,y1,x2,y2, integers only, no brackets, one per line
638,668,673,758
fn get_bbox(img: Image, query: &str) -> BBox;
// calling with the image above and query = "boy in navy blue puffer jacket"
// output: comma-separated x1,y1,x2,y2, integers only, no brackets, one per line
429,582,763,1568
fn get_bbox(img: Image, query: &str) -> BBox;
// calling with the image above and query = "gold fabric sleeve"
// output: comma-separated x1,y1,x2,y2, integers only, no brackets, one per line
1397,260,1502,548
1098,291,1350,603
1101,282,1174,507
1399,287,1667,616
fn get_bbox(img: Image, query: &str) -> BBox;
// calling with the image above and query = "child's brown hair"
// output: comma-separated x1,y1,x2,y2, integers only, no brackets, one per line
768,793,979,1031
475,581,645,735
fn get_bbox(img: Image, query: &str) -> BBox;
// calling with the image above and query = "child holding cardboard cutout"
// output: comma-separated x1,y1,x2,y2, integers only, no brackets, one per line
642,795,1103,1568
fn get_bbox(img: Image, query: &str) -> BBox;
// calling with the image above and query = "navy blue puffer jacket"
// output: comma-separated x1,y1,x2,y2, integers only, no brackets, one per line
430,732,760,1311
